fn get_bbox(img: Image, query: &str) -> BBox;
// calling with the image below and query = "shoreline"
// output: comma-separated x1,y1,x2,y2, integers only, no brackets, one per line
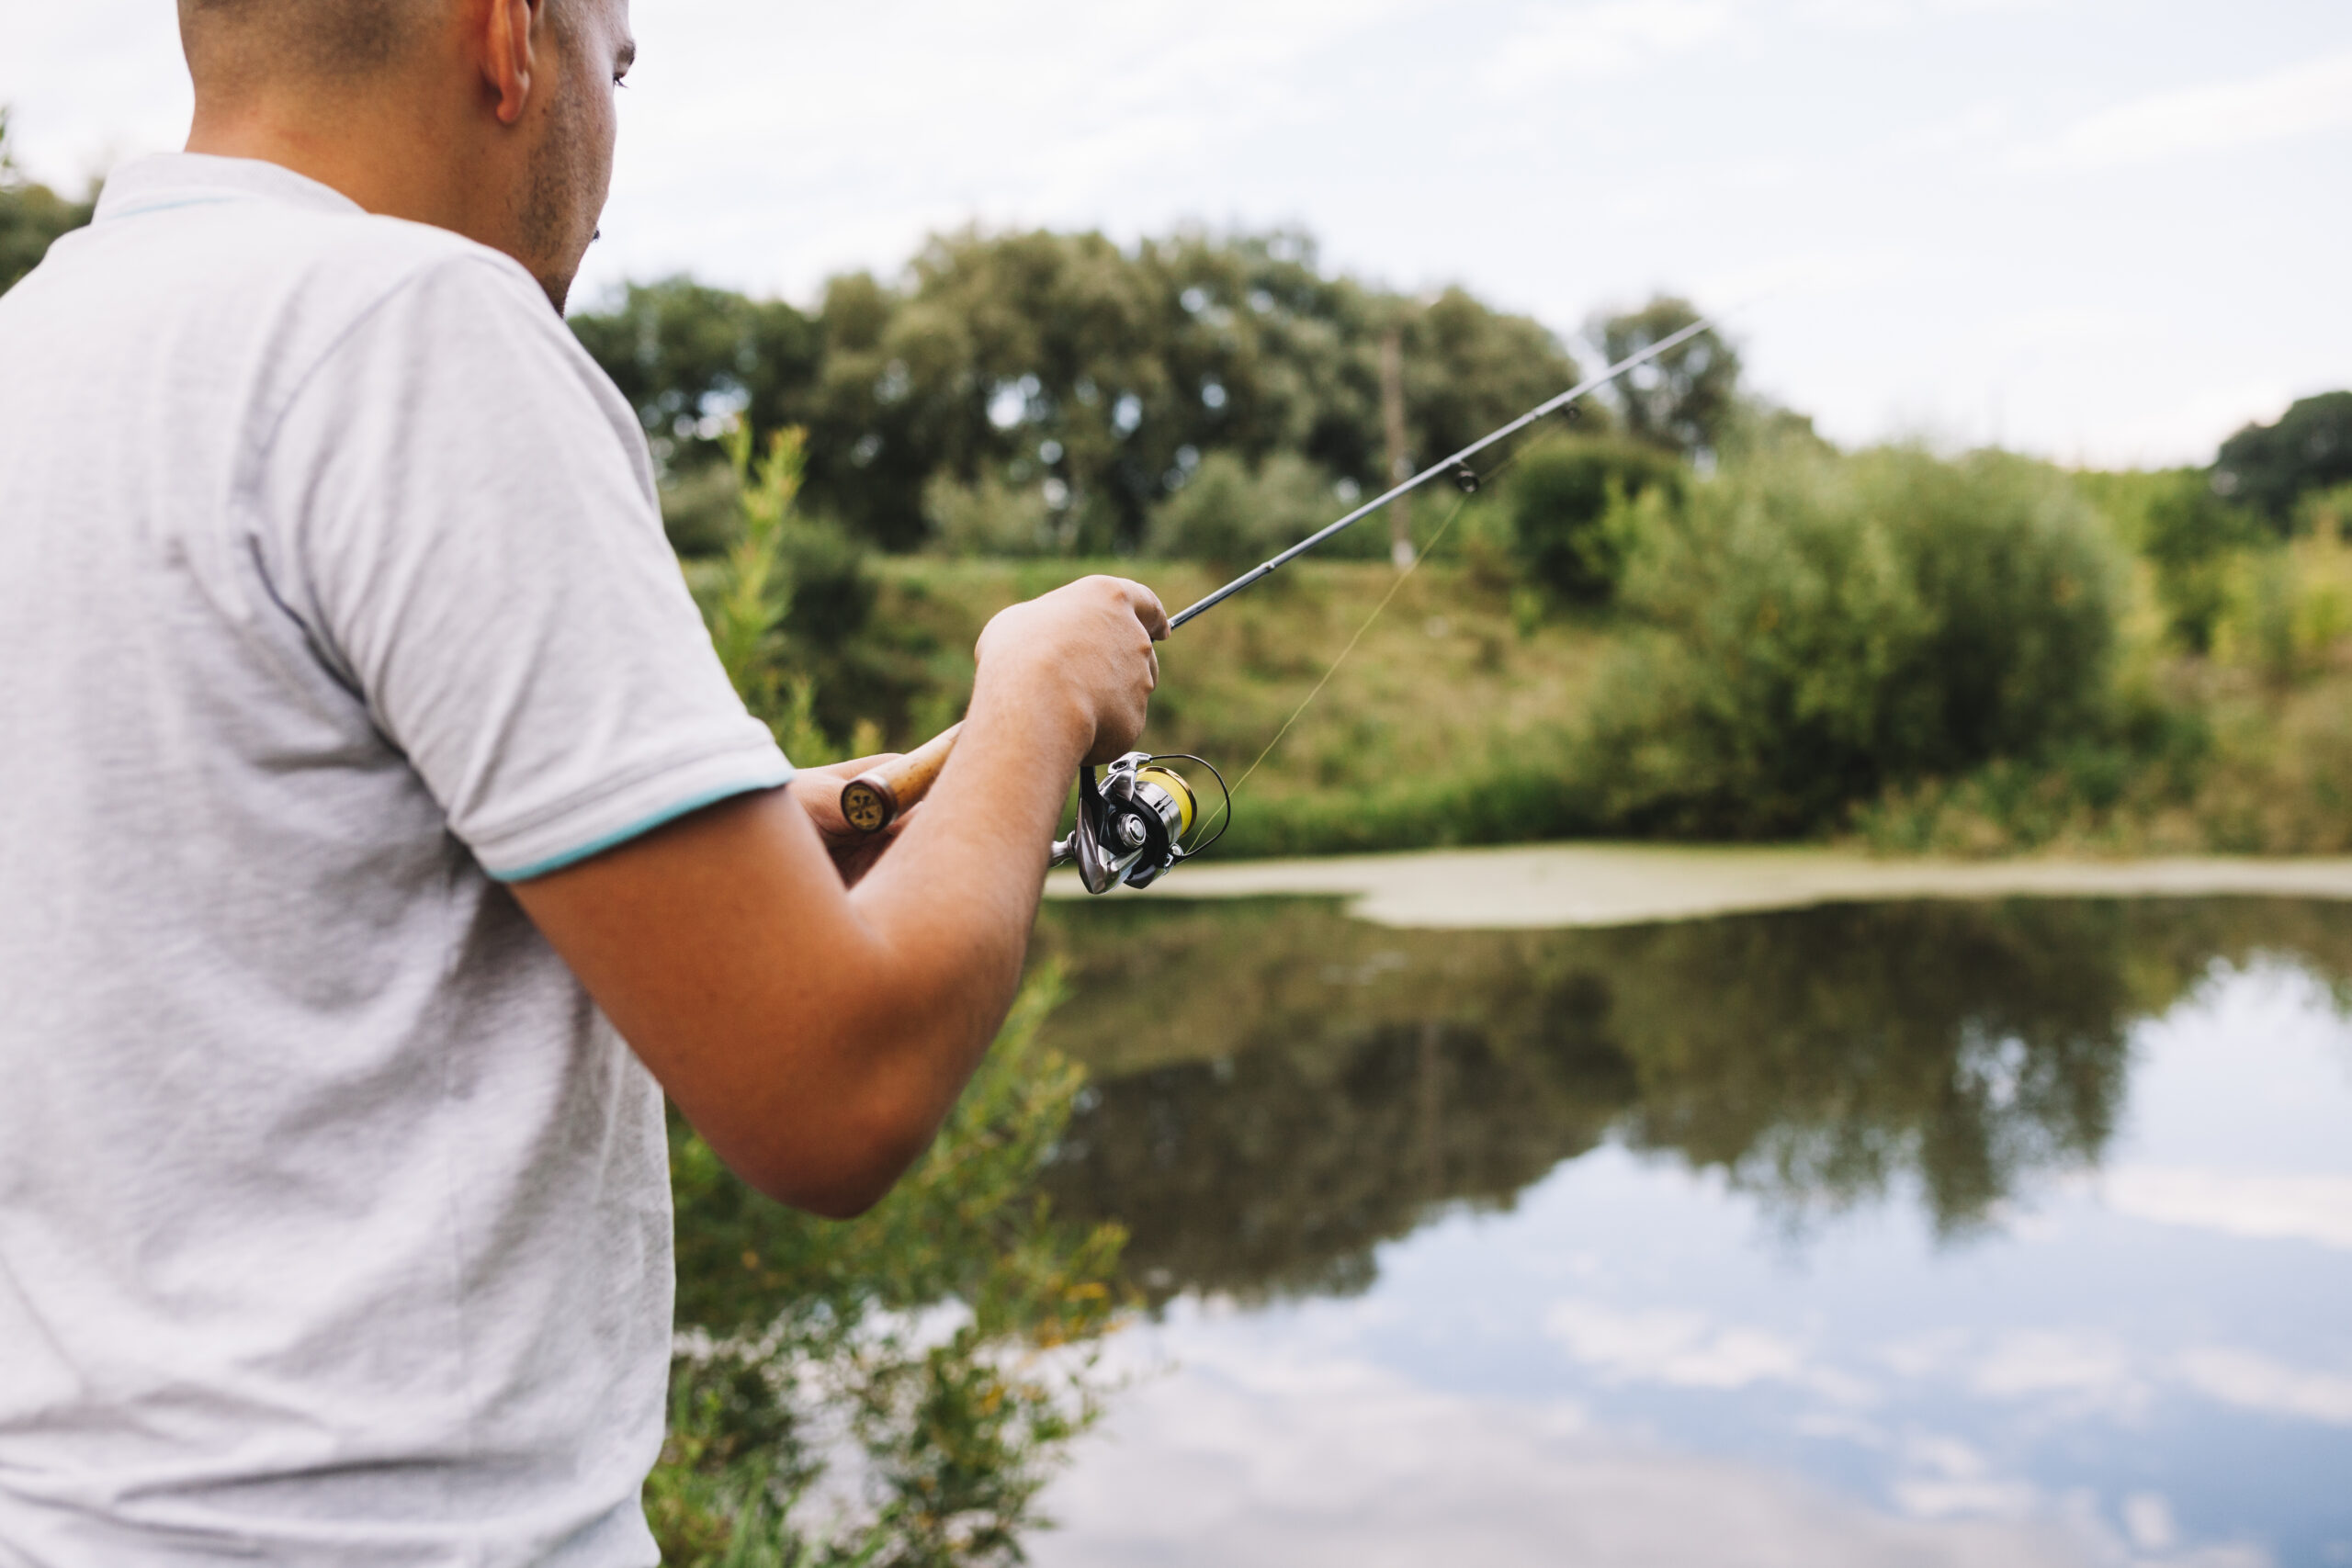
1045,843,2352,930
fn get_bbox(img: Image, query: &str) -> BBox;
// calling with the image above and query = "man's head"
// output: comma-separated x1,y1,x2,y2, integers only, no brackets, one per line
179,0,634,310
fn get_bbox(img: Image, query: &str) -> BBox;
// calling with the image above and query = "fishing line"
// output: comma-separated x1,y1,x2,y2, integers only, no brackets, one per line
1167,316,1713,629
1190,412,1578,840
846,313,1741,887
1205,491,1476,815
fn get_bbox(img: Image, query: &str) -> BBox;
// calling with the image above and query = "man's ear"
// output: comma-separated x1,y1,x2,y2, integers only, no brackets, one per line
481,0,537,125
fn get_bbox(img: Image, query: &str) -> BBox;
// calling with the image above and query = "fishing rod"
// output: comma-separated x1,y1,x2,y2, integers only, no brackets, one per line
839,316,1717,893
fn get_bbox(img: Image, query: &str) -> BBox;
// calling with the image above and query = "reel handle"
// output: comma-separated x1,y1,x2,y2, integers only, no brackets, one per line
839,723,961,834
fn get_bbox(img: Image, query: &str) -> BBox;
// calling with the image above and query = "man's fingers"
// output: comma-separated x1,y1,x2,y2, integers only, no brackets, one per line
1085,732,1140,766
1125,580,1171,641
810,752,902,782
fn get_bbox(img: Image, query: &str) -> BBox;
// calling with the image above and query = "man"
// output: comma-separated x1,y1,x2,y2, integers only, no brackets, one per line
0,0,1166,1561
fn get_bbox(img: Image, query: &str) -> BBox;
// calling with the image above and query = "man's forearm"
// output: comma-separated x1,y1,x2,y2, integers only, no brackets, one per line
818,667,1098,1190
514,577,1165,1216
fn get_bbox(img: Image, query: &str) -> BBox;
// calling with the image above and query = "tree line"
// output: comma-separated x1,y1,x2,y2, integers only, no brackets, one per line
567,231,1740,558
5,102,2346,550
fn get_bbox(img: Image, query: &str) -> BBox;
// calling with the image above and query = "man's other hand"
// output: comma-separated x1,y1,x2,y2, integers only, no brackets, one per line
788,755,915,887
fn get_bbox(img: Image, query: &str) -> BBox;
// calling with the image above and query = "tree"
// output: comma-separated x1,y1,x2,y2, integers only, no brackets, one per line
1589,295,1741,459
1401,286,1584,469
1507,438,1683,605
843,227,1173,552
569,229,1584,555
566,276,823,482
0,109,96,296
2213,390,2352,527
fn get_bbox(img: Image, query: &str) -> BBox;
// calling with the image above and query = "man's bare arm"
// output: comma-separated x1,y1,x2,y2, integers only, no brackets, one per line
512,576,1168,1218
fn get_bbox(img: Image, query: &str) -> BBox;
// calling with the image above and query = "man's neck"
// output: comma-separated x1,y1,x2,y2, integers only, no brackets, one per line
186,94,494,243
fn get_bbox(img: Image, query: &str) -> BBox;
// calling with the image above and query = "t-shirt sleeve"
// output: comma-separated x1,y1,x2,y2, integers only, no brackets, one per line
254,251,791,881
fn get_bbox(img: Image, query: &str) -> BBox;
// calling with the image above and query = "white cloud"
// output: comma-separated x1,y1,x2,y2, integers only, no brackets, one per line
1690,245,1917,316
1543,1298,1877,1406
1888,1324,2352,1431
1037,1323,2087,1568
2039,50,2352,171
1874,1329,1973,1382
0,3,190,186
1486,0,1736,93
2176,1348,2352,1427
2104,1168,2352,1251
2122,1491,2178,1554
1969,1331,2150,1420
1793,0,2051,26
1892,1437,2041,1523
1545,1298,1810,1389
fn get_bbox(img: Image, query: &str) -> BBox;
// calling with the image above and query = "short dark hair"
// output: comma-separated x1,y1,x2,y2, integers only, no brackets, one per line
179,0,430,87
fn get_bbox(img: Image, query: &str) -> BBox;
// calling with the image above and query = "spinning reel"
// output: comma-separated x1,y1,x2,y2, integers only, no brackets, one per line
1050,752,1229,894
841,736,1228,896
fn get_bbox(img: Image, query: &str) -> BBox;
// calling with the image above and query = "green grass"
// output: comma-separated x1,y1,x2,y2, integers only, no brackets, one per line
873,555,1614,850
861,536,2352,861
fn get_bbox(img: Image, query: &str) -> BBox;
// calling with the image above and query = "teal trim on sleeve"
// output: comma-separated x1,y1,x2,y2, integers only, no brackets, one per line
488,767,796,883
105,197,241,221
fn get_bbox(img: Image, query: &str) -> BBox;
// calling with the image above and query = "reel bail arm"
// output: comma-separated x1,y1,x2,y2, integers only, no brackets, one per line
1050,751,1227,894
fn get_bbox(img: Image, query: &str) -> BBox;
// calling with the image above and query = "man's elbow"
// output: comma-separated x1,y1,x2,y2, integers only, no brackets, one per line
763,1156,911,1222
673,974,993,1220
728,1080,943,1221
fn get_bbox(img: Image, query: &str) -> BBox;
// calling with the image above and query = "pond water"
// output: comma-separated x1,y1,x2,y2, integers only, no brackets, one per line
1020,894,2352,1568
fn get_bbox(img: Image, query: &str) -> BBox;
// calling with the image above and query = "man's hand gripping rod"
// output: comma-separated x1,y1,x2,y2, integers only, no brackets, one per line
839,318,1717,888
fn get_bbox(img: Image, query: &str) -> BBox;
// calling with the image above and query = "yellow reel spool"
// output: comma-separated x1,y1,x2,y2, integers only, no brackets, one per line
1134,766,1197,840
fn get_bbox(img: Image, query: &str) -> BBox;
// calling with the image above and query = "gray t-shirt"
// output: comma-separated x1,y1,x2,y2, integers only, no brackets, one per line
0,155,790,1563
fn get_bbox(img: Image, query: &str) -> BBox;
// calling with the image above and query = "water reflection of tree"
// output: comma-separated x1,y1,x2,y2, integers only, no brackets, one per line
1596,902,2135,1237
1033,896,2352,1303
1049,1012,1632,1303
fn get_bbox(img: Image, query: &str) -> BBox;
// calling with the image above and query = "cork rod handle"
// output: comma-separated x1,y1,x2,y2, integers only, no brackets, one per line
839,723,962,835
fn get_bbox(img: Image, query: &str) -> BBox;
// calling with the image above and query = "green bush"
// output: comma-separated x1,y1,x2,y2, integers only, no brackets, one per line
1506,439,1682,604
652,970,1129,1568
1143,450,1363,566
691,424,933,758
925,471,1062,557
659,457,752,558
1575,446,2129,838
2296,482,2352,536
2211,528,2352,689
2139,469,2259,653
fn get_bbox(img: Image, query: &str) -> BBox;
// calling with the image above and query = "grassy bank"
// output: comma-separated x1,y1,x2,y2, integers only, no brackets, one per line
862,538,2352,860
699,428,2352,860
872,555,1623,856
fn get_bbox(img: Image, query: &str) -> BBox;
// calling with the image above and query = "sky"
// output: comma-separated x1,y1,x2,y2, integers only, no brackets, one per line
4,0,2347,467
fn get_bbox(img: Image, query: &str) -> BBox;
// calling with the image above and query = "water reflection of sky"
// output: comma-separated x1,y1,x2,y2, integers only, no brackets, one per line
1034,948,2352,1568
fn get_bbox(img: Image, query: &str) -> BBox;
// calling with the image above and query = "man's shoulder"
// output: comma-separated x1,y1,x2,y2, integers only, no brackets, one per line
3,155,591,457
263,204,537,306
241,207,561,372
17,154,553,366
186,196,550,351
